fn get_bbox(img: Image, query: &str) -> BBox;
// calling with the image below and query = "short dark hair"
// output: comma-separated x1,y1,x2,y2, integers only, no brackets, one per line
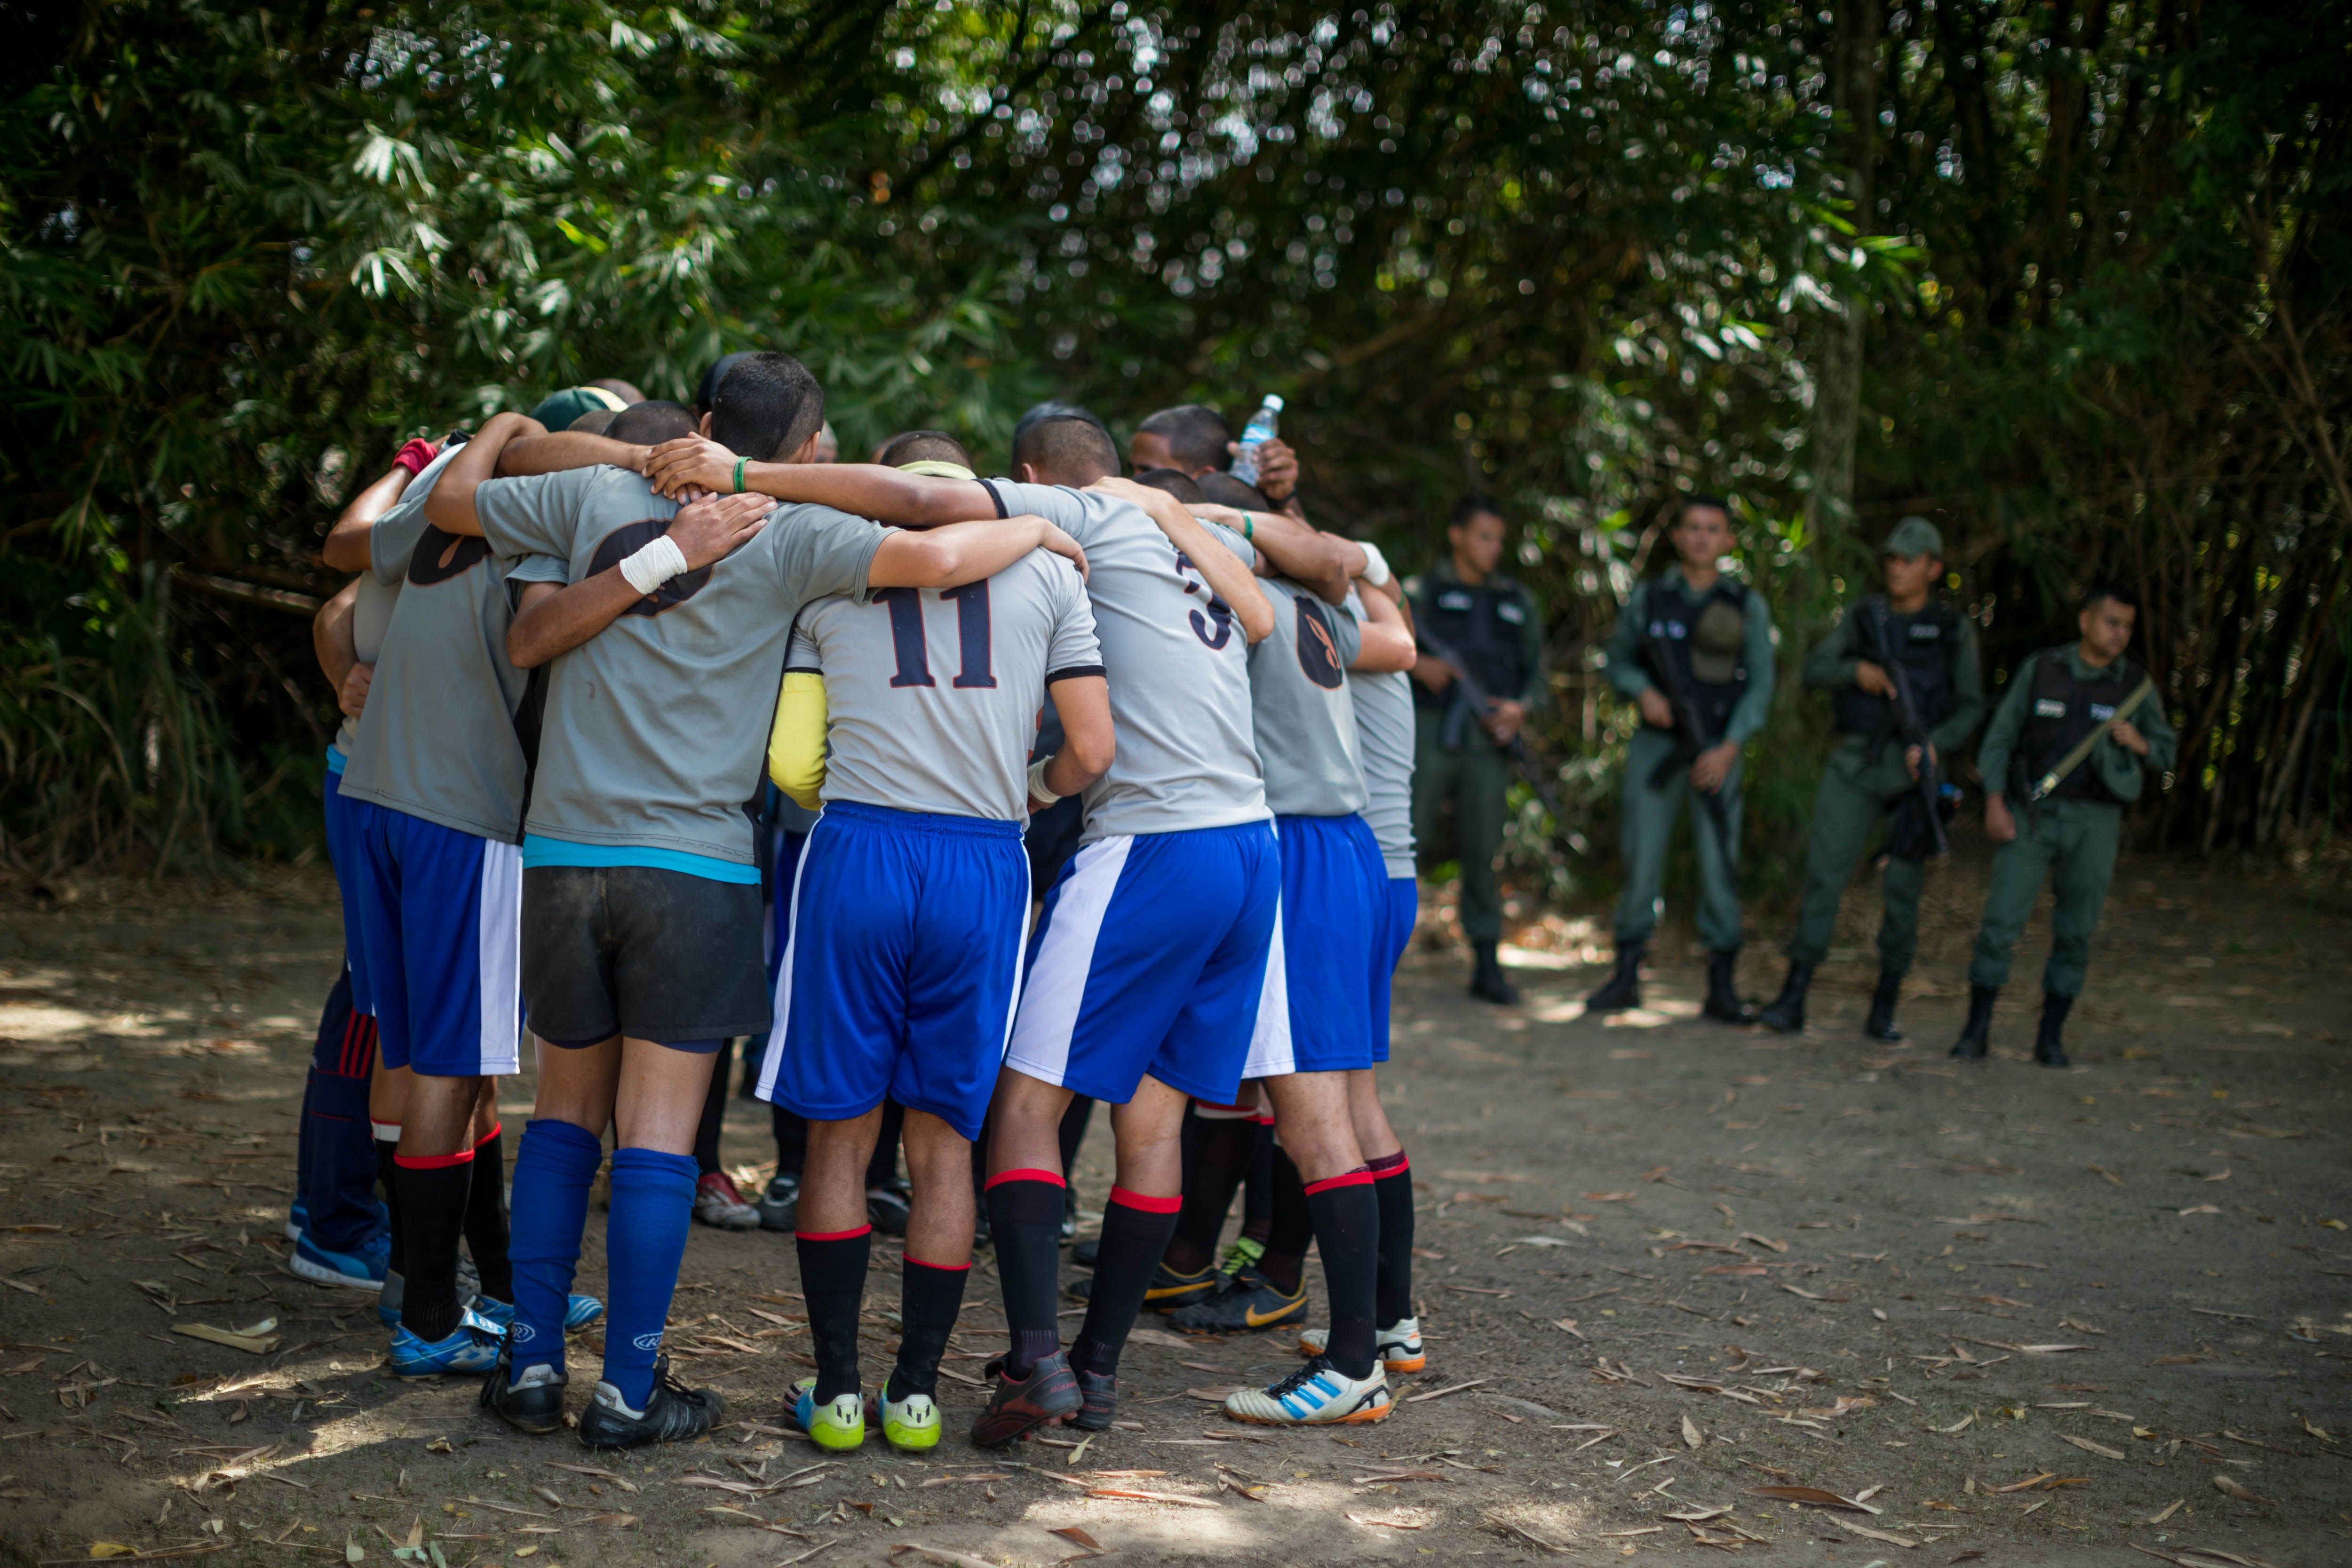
1133,468,1205,504
567,408,619,435
587,377,645,406
607,399,698,447
1677,494,1732,525
1012,402,1120,485
877,429,975,470
694,351,753,417
1136,404,1234,472
1450,494,1505,531
709,352,826,463
2083,579,2138,613
1196,471,1271,510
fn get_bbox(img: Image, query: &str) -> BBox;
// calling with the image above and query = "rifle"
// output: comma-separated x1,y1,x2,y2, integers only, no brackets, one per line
2023,673,2156,803
1633,624,1734,848
1418,629,1568,830
1863,601,1950,860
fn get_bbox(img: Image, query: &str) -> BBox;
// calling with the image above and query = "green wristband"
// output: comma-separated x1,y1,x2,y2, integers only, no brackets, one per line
733,457,747,494
1241,511,1255,541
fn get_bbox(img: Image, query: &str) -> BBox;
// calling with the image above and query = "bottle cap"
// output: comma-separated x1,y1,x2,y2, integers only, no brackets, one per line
1260,394,1285,414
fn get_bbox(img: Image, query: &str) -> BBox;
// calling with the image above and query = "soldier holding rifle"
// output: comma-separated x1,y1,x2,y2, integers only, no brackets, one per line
1953,581,2174,1066
1410,497,1547,1005
1586,497,1777,1022
1758,517,1983,1039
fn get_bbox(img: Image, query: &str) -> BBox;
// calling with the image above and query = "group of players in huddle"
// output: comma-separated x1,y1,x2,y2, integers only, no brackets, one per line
295,351,1431,1456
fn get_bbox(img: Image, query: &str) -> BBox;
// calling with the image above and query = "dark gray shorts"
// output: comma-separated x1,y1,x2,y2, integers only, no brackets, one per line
521,866,771,1045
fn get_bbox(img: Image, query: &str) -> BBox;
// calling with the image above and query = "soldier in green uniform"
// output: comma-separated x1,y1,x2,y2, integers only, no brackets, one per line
1954,582,2174,1066
1584,497,1777,1020
1758,517,1984,1038
1410,496,1547,1005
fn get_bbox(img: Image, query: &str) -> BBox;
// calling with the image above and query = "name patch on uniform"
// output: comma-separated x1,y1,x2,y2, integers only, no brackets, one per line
1907,622,1942,641
2034,699,2067,718
1437,589,1475,613
2089,703,2116,721
1649,619,1690,640
1496,601,1527,625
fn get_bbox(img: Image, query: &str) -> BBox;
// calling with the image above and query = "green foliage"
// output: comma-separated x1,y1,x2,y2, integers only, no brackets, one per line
2,0,2343,878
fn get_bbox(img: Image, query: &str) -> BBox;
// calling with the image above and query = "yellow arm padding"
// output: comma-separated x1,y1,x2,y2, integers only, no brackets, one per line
767,670,828,810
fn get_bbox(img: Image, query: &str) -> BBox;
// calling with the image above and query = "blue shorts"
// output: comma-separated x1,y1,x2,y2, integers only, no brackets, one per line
1005,820,1279,1107
756,802,1029,1142
1244,813,1387,1077
1370,875,1417,1065
345,797,523,1078
322,756,375,1017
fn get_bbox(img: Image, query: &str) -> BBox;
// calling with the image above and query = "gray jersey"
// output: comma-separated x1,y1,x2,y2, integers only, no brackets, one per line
981,480,1267,842
788,552,1101,821
475,466,890,866
334,572,401,757
1245,577,1367,817
340,453,567,842
1349,663,1416,876
329,446,466,756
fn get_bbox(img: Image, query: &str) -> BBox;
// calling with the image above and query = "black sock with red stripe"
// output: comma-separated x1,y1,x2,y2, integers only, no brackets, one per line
1367,1150,1414,1329
392,1149,474,1343
463,1122,513,1304
1305,1168,1380,1379
375,1131,405,1277
1239,1115,1276,1248
1071,1186,1180,1378
1164,1106,1258,1276
983,1170,1065,1377
1258,1145,1314,1296
888,1256,969,1401
795,1225,871,1404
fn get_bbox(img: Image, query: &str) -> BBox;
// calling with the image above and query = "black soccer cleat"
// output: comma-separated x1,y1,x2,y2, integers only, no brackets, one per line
1168,1265,1308,1336
1072,1368,1118,1432
576,1356,723,1449
969,1351,1082,1449
478,1342,567,1436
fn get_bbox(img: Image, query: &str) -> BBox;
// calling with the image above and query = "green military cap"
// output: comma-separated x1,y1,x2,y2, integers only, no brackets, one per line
1881,515,1944,559
526,385,628,430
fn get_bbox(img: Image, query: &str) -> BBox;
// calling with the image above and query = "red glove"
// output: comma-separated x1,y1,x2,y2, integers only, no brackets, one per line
391,438,440,476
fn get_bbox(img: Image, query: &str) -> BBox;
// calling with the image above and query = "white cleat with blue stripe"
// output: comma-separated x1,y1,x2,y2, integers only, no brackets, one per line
1224,1356,1391,1426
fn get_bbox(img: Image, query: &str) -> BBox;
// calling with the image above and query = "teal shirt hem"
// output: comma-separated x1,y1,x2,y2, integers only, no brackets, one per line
324,745,347,776
521,834,761,885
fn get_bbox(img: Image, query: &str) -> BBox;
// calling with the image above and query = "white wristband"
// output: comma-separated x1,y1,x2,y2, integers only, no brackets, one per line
619,534,689,597
1027,756,1062,808
1356,540,1392,587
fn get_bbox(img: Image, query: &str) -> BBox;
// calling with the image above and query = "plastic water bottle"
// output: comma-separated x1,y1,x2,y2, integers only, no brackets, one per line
1230,394,1284,487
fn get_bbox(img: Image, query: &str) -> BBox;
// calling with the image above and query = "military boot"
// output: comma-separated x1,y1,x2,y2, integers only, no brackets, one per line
1582,942,1644,1013
1702,950,1756,1025
2034,992,2073,1067
1951,984,1998,1060
1469,940,1520,1006
1863,970,1904,1043
1757,962,1812,1034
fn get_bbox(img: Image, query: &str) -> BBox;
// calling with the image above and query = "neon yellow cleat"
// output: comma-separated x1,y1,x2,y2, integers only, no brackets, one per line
791,1378,865,1451
880,1386,940,1453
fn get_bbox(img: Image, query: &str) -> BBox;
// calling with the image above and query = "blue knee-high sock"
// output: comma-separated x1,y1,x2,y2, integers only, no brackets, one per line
601,1147,699,1410
507,1119,603,1382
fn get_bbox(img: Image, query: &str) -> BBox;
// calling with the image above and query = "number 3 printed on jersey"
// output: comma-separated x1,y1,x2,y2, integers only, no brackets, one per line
1173,548,1235,650
875,583,996,689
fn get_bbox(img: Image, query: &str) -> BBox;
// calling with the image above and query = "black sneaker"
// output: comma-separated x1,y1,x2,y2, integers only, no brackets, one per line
576,1356,723,1449
1073,1368,1117,1432
866,1181,913,1238
969,1351,1082,1449
755,1172,801,1233
1167,1265,1308,1336
1071,1238,1101,1269
479,1346,567,1435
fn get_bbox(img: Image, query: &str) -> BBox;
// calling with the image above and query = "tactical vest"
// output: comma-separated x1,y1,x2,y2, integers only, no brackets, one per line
1415,572,1536,711
1831,598,1962,744
2018,649,2142,804
1644,578,1750,743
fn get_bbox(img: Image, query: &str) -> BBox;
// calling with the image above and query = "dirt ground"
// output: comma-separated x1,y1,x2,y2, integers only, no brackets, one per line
1,840,2348,1568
